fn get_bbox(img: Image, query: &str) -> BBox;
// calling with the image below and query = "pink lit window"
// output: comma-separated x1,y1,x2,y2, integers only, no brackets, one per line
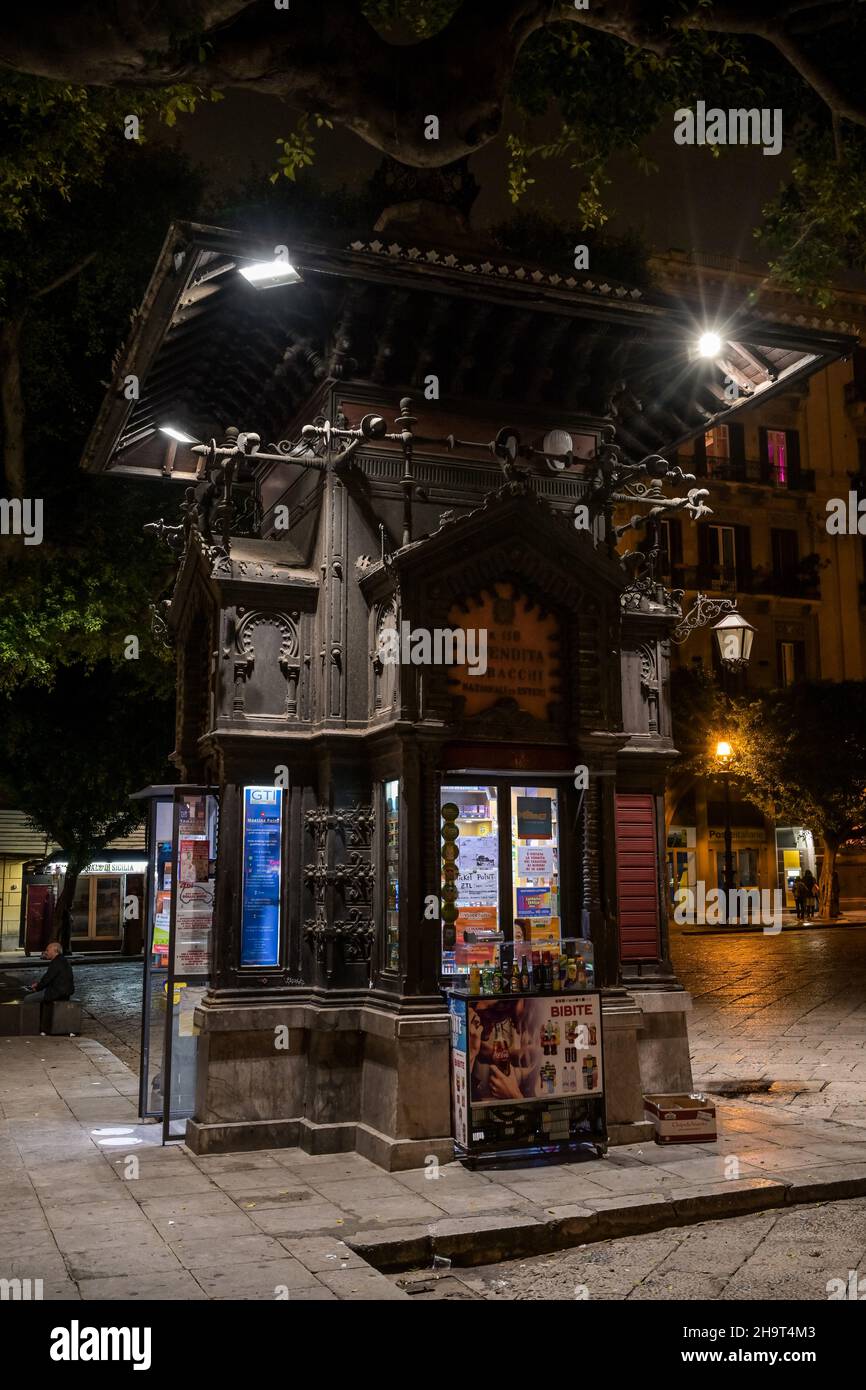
767,430,787,484
704,425,729,460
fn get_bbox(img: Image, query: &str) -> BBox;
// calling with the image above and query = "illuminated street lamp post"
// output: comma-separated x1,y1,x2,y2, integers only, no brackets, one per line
715,739,735,895
711,612,756,911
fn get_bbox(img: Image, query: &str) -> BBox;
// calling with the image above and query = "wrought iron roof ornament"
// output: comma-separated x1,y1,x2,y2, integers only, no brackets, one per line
144,395,718,643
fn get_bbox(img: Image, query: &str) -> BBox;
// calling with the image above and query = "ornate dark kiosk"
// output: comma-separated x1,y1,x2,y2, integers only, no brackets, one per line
81,212,852,1167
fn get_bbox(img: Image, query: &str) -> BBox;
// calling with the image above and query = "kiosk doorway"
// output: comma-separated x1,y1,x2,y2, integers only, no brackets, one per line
440,779,569,977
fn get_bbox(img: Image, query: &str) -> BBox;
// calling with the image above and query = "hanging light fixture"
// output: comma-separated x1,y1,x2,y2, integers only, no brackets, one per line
712,611,756,668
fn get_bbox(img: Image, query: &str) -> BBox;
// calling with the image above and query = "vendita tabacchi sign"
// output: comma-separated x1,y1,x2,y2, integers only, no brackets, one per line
447,581,560,721
464,994,603,1107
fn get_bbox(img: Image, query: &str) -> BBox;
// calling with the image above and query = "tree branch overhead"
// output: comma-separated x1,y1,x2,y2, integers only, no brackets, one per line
0,0,864,166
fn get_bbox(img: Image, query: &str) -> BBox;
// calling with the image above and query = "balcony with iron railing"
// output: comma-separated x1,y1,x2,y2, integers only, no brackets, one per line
663,563,821,600
692,455,815,492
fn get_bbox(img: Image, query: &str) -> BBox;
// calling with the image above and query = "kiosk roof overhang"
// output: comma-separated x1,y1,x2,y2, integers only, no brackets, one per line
80,220,857,478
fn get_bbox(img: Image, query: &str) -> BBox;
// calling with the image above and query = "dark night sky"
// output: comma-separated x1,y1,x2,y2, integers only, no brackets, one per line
171,89,793,264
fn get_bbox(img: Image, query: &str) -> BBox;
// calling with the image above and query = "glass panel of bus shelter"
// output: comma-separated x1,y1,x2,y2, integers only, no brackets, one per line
511,786,561,951
165,791,218,1137
142,798,174,1119
441,785,500,977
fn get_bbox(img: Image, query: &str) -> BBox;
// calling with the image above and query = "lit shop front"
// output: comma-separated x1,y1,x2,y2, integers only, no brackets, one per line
45,856,147,953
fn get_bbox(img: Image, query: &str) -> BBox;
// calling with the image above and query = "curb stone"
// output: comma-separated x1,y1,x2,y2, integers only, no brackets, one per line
347,1169,866,1272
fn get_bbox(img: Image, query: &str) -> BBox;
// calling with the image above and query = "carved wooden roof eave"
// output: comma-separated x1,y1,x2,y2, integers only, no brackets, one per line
166,532,319,632
209,539,319,609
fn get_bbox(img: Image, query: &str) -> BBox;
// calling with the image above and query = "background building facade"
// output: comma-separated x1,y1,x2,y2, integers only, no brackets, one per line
653,251,866,907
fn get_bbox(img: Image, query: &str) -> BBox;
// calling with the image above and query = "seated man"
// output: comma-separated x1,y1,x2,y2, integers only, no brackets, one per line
22,942,74,1011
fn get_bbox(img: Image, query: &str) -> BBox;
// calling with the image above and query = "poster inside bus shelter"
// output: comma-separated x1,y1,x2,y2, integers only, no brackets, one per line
174,793,217,975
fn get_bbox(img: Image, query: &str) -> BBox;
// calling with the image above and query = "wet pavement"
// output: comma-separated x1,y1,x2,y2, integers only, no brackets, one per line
2,928,866,1298
670,923,866,1129
3,1034,866,1300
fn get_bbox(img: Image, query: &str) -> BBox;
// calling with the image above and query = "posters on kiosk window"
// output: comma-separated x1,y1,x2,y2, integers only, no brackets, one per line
464,993,602,1107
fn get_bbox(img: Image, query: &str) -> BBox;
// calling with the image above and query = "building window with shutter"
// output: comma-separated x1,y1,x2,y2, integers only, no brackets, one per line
708,524,737,589
771,528,799,592
704,424,729,478
766,429,787,485
658,517,682,580
777,640,806,686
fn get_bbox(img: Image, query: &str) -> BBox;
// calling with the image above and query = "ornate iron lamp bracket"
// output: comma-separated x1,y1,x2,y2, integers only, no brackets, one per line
671,592,738,644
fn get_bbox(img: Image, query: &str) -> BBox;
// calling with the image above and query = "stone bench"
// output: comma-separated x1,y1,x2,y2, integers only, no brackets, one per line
41,998,83,1035
0,992,83,1035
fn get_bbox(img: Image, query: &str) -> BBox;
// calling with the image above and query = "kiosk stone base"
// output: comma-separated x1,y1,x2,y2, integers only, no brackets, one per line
185,997,455,1171
184,988,693,1168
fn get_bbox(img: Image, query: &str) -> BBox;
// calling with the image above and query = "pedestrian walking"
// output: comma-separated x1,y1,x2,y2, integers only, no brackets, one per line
802,868,817,917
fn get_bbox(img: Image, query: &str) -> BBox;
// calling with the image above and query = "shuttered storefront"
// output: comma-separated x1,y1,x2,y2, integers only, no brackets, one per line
615,792,661,961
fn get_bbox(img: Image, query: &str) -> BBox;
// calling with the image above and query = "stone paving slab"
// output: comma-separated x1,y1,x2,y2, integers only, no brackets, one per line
2,1033,866,1297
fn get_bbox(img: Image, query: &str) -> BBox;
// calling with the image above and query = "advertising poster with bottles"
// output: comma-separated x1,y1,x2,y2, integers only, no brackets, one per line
463,992,602,1107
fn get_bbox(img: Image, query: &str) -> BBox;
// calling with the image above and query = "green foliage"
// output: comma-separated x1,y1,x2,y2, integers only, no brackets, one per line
361,0,460,38
757,131,866,308
0,660,174,864
670,664,726,770
272,113,333,184
359,4,866,300
0,482,176,692
717,683,866,848
0,71,218,251
0,141,203,688
505,19,750,224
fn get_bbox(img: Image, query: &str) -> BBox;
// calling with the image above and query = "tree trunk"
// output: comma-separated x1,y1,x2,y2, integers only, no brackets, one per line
0,314,26,500
817,833,840,920
51,858,85,951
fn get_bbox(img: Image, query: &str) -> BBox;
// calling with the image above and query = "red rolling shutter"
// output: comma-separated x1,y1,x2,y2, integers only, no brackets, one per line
615,793,662,961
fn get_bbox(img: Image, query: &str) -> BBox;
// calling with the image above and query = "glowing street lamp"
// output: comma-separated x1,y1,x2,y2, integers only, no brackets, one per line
159,425,197,444
238,258,302,289
712,611,756,670
697,330,723,358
